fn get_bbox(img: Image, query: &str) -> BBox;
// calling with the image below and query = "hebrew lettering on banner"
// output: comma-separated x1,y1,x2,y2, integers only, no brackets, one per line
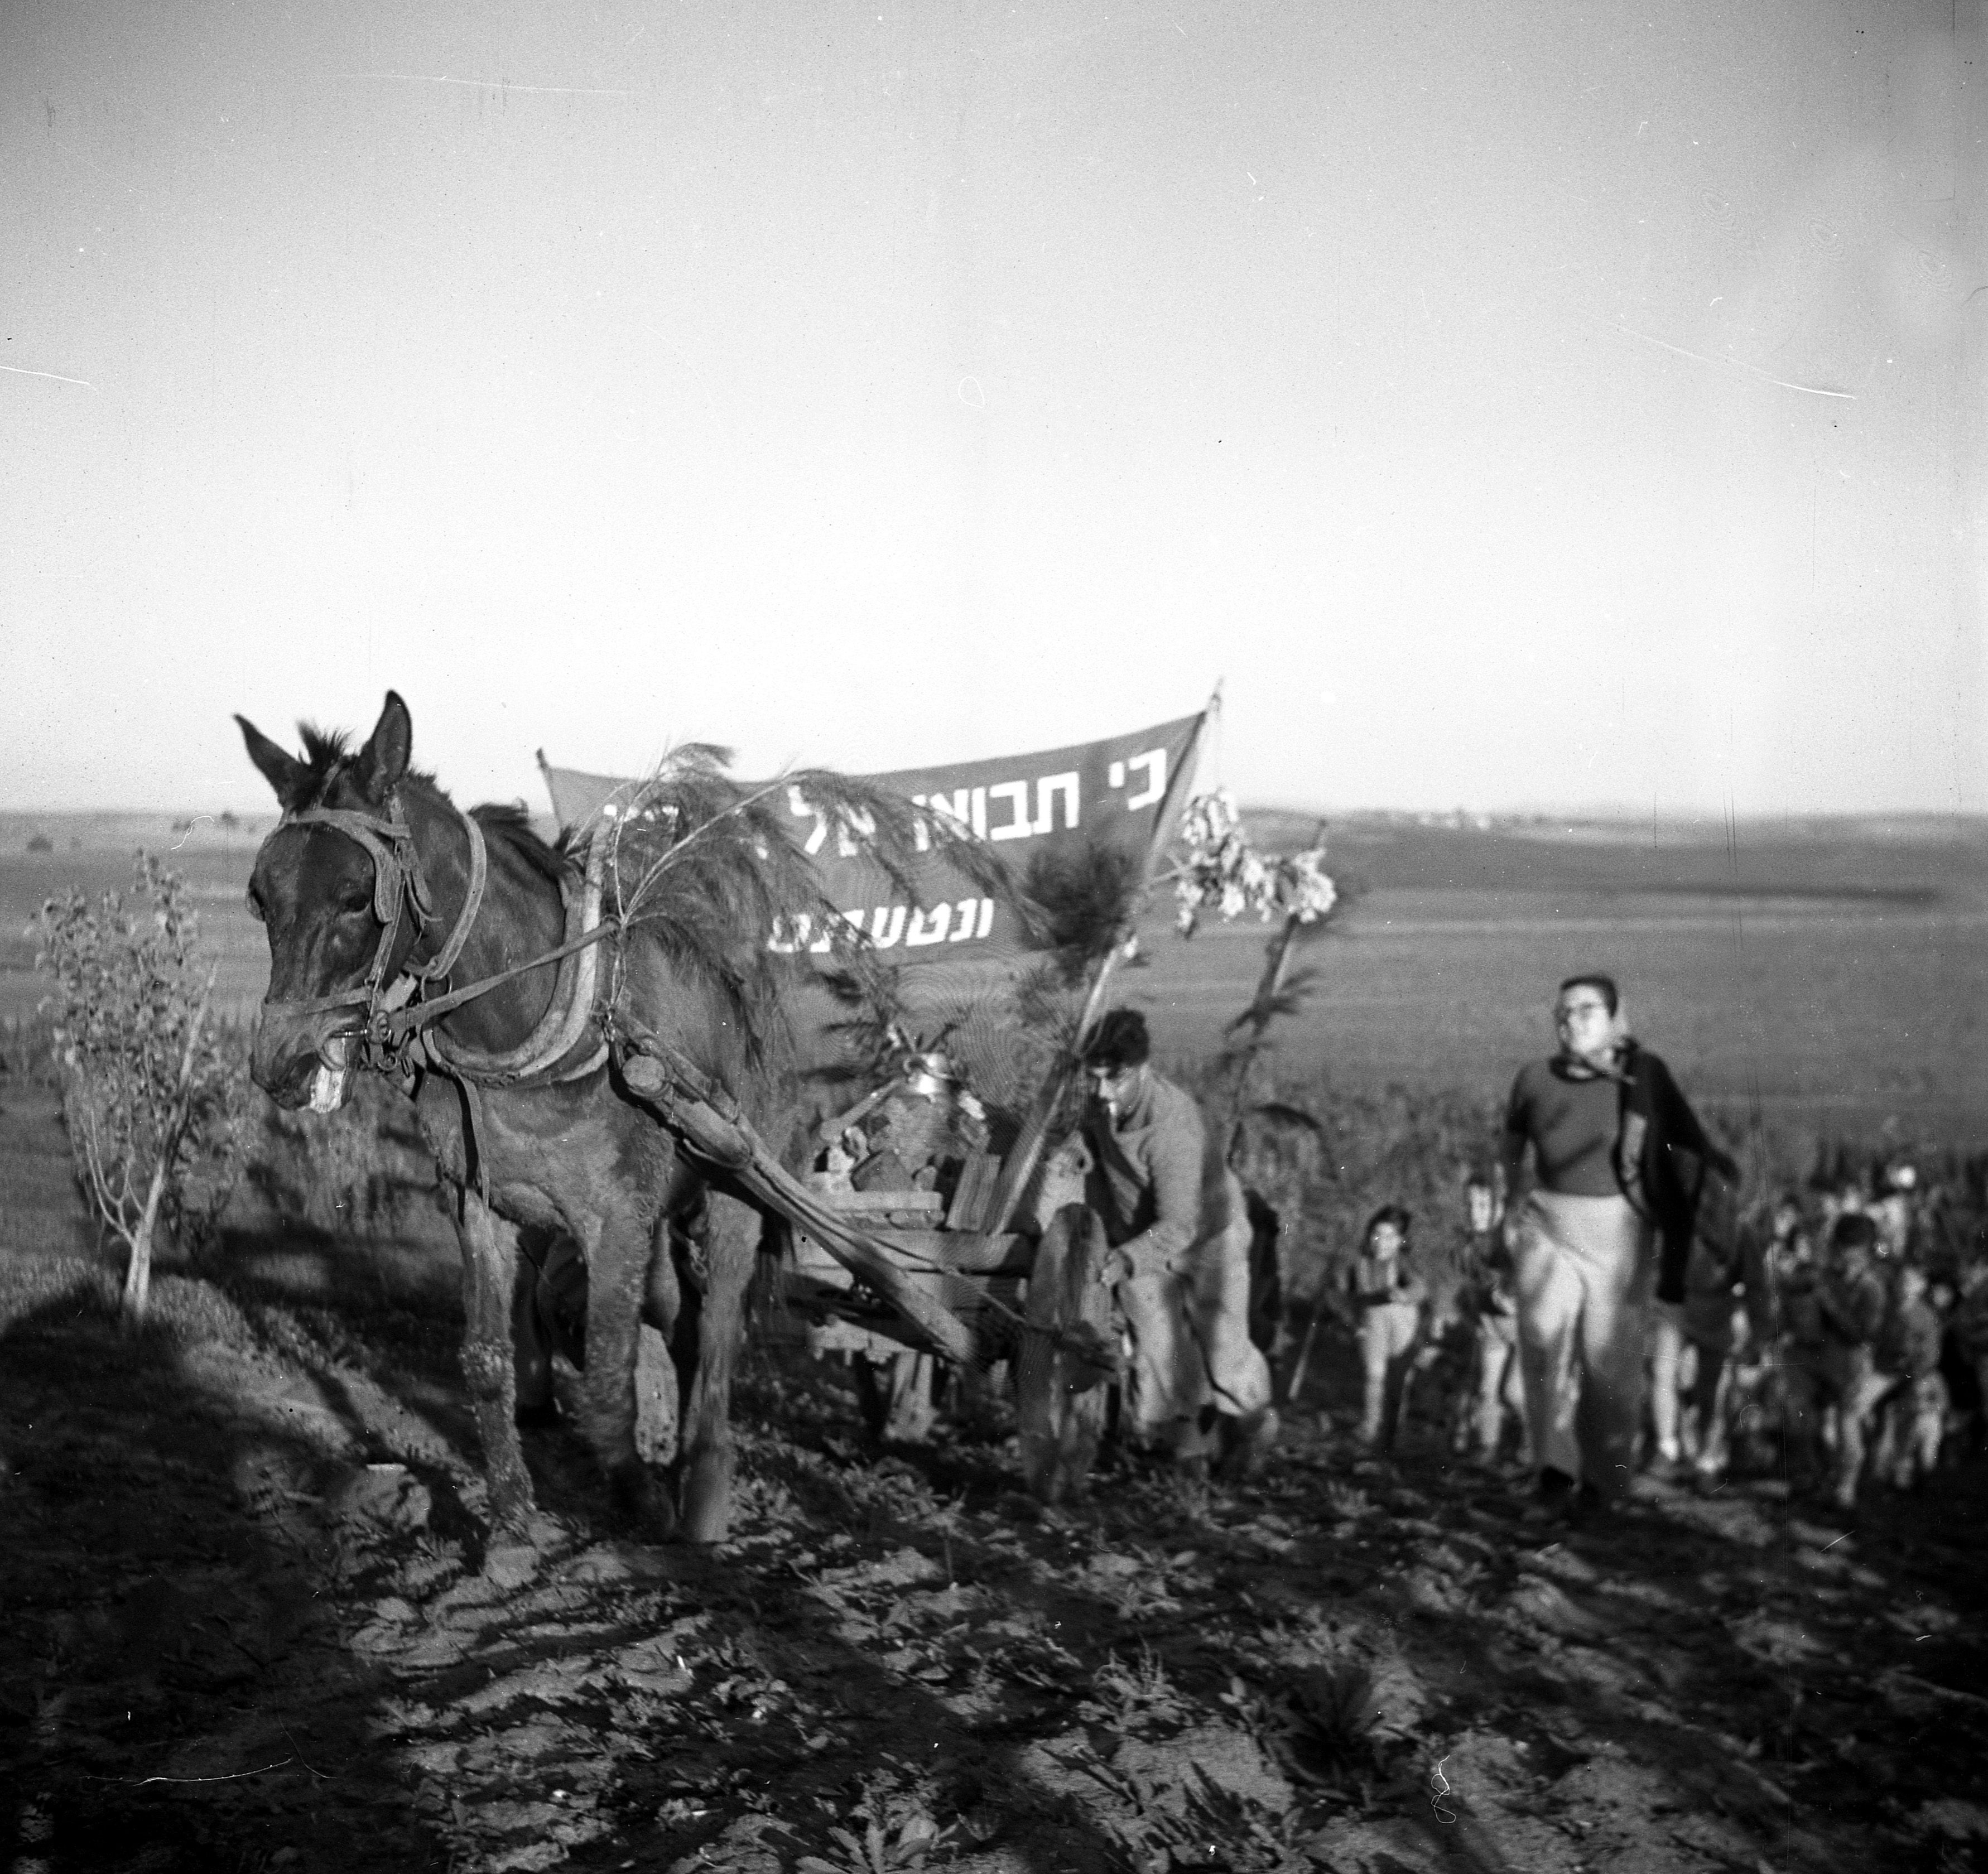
538,710,1204,968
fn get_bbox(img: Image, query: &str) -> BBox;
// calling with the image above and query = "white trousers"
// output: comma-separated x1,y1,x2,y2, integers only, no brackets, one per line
1512,1190,1654,1497
1120,1184,1274,1441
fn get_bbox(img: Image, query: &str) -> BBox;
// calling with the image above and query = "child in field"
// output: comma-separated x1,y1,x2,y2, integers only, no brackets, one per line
1647,1192,1780,1486
1875,1262,1946,1489
1870,1163,1920,1264
1770,1221,1827,1476
1345,1205,1427,1452
1953,1263,1988,1455
1443,1174,1528,1466
1781,1215,1890,1510
1726,1194,1807,1476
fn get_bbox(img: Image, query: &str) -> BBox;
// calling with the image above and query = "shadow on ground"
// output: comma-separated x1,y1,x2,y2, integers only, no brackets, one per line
3,1187,1986,1874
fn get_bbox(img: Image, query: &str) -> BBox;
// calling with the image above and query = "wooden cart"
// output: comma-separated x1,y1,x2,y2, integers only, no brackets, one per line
785,1180,1124,1504
618,1034,1120,1503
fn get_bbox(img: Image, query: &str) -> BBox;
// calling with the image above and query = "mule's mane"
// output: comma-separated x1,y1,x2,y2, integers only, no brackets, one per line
291,724,357,805
468,800,578,887
291,722,444,815
291,724,574,888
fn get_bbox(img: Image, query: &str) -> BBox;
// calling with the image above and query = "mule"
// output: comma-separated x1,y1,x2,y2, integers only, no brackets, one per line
237,690,986,1542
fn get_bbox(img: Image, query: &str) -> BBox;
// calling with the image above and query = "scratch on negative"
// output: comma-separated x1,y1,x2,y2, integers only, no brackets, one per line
1602,321,1856,399
347,72,637,95
1,363,95,389
89,1757,297,1787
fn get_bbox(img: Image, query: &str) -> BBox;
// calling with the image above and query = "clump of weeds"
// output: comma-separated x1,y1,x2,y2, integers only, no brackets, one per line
798,1771,957,1874
1321,1481,1371,1523
1070,1751,1327,1874
1079,1644,1195,1737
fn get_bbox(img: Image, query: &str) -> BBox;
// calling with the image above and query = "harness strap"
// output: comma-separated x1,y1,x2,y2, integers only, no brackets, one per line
378,921,620,1034
424,825,605,1085
459,1075,493,1210
419,807,487,986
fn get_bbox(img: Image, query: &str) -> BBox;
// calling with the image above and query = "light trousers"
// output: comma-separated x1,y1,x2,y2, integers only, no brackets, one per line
1469,1316,1530,1462
1648,1301,1729,1467
1119,1184,1274,1446
1784,1348,1895,1505
1513,1191,1654,1498
1356,1300,1423,1448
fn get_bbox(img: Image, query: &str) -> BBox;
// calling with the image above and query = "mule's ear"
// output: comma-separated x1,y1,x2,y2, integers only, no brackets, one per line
355,690,413,799
237,715,309,811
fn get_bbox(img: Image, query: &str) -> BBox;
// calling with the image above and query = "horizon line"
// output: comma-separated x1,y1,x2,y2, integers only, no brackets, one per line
3,800,1985,830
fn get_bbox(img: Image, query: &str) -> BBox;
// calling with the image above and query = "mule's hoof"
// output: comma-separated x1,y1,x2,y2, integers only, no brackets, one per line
678,1449,736,1545
608,1463,677,1543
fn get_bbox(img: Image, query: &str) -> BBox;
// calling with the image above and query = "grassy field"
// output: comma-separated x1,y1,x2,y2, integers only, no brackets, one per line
11,807,1979,1141
0,814,270,1029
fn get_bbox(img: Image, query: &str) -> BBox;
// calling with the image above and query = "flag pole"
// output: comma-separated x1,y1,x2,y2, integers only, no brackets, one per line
984,686,1220,1235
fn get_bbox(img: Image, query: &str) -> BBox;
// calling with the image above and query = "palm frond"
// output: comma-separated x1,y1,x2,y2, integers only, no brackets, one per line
814,956,915,1082
1018,839,1145,984
594,751,1015,1066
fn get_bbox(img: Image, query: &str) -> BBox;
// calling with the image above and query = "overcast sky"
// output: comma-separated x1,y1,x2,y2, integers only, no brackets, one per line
2,1,1980,818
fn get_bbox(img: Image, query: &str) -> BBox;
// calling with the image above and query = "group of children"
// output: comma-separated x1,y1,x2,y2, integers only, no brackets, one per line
1334,1169,1988,1512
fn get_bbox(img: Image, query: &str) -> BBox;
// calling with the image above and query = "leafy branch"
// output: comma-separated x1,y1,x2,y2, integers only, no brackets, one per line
37,853,247,1322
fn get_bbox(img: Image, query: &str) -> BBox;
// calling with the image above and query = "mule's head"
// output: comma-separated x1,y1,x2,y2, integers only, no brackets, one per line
237,690,421,1111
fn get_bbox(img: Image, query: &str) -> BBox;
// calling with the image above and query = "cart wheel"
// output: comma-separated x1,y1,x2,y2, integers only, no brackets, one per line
1017,1203,1116,1504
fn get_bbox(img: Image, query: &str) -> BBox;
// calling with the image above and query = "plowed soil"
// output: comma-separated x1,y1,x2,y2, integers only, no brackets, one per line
3,1085,1986,1874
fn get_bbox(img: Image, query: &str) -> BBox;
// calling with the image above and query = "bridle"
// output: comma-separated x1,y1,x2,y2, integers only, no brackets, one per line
266,792,490,1065
262,789,617,1088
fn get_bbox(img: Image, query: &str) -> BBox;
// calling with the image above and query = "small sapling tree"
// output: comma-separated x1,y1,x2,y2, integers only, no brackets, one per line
37,852,247,1323
1169,794,1339,1158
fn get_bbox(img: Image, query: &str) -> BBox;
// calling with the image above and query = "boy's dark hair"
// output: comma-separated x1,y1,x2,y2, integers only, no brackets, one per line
1082,1008,1151,1072
1830,1212,1880,1255
1464,1168,1496,1192
1558,972,1619,1015
1363,1203,1413,1246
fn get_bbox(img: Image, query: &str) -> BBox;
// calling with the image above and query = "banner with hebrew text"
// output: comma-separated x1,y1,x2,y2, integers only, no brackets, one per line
538,711,1204,965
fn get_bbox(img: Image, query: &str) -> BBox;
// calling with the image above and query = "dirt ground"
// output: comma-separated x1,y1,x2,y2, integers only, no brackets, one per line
4,1083,1986,1874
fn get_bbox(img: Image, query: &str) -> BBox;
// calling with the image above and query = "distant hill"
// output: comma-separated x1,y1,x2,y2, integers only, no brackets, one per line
0,811,271,857
1236,807,1988,908
6,806,1983,910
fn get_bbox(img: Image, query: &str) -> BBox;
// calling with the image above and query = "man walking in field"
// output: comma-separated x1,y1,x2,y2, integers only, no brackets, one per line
1500,973,1733,1519
1081,1009,1277,1475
